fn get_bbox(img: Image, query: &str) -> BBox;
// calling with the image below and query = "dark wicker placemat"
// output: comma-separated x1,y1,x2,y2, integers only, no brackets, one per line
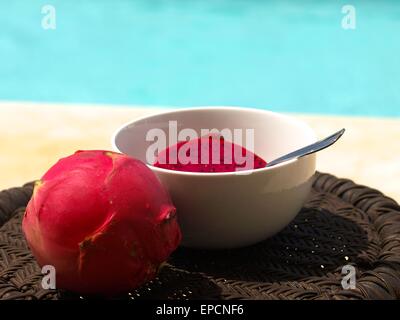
1,172,399,300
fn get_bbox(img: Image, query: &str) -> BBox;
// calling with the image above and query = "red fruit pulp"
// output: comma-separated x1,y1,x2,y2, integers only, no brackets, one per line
154,135,267,172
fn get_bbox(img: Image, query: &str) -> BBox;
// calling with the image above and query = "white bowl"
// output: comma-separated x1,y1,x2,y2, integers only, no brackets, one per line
112,107,317,249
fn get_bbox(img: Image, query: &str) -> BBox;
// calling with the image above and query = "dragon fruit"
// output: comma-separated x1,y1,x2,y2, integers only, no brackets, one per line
154,135,267,172
22,150,181,295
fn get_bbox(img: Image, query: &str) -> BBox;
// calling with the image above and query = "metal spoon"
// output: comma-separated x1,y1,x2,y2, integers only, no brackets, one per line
265,128,345,167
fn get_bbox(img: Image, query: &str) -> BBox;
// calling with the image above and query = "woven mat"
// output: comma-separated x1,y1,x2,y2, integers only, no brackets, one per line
1,172,399,300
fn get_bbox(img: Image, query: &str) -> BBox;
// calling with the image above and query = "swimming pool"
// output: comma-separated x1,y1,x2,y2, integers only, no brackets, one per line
1,0,399,116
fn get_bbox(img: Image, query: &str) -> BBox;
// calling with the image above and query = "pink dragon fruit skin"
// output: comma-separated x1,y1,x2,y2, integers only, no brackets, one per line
22,150,181,295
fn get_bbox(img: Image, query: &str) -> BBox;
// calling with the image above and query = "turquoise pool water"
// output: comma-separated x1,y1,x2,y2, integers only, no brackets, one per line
1,0,399,116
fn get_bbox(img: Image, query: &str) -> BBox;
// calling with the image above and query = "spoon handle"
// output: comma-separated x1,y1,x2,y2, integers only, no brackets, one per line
266,128,345,167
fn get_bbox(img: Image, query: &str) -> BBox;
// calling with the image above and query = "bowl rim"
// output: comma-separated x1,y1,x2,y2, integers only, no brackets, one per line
111,106,317,176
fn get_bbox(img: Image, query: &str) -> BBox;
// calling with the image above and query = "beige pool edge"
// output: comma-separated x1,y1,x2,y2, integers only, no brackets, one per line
1,101,399,202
